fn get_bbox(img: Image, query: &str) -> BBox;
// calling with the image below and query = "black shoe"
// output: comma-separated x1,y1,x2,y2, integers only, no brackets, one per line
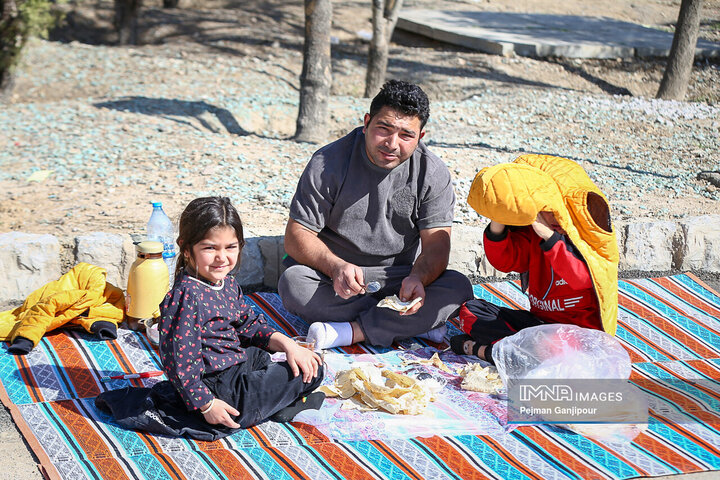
450,334,473,355
270,391,326,423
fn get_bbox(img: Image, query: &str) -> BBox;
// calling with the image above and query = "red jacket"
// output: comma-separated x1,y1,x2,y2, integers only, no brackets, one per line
484,226,602,330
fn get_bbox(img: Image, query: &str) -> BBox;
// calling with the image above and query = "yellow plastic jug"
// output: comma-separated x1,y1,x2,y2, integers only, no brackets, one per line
126,241,169,331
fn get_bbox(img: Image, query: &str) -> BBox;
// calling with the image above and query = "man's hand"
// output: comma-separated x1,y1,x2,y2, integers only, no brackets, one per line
531,213,555,241
331,262,365,299
202,398,240,429
398,274,425,315
397,227,449,315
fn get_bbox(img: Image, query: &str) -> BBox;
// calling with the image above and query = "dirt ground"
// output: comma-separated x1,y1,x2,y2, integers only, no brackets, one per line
1,0,719,240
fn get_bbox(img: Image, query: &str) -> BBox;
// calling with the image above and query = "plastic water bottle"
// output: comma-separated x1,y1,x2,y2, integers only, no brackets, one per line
146,202,177,286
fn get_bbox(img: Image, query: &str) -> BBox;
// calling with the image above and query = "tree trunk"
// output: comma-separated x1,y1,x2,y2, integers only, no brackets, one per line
656,0,704,100
0,0,23,94
364,0,403,98
295,0,332,143
114,0,141,45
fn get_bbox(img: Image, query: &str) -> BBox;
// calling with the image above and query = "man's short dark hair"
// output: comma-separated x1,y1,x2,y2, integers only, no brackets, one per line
368,80,430,129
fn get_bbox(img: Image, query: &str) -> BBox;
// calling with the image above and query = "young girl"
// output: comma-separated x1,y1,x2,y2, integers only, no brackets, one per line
160,196,325,429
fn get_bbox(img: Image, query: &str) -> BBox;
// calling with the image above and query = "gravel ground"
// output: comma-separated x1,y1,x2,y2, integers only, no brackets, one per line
0,0,719,240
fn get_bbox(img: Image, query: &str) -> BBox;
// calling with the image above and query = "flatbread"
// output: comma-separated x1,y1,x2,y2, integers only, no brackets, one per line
377,295,422,313
458,363,504,393
323,362,436,415
401,352,454,374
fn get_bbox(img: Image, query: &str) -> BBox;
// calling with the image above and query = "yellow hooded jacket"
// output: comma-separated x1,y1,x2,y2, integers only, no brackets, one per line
0,263,125,352
467,154,619,335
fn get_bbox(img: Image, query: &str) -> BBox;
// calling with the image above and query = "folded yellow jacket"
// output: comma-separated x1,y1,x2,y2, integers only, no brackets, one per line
0,262,125,351
467,154,619,335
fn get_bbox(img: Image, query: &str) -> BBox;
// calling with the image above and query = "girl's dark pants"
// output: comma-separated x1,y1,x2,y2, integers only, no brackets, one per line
465,299,544,345
202,346,324,428
461,299,544,363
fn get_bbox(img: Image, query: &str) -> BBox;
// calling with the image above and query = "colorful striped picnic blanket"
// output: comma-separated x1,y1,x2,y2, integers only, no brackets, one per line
0,273,718,479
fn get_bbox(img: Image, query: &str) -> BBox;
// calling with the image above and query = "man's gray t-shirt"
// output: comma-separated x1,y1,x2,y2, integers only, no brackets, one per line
289,127,455,267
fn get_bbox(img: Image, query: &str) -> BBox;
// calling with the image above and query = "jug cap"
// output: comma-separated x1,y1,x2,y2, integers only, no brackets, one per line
136,241,164,254
151,201,163,208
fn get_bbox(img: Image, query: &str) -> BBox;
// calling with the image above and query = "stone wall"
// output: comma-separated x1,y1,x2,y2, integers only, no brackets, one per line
1,215,719,304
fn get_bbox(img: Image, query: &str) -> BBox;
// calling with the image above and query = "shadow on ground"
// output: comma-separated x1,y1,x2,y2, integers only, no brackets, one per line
94,96,248,135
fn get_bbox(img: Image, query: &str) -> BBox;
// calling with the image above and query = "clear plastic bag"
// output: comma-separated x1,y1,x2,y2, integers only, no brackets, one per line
493,324,648,443
493,323,631,381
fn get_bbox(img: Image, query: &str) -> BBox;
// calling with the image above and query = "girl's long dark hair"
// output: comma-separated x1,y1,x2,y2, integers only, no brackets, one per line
174,196,245,283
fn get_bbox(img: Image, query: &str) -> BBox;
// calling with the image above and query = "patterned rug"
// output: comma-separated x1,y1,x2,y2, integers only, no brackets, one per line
1,273,718,480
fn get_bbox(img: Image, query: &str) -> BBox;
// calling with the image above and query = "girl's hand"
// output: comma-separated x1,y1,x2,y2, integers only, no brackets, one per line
201,398,240,429
489,220,506,235
285,342,322,383
531,213,555,241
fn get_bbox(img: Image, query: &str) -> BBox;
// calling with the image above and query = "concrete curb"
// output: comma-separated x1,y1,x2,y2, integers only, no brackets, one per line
397,10,720,60
1,215,719,304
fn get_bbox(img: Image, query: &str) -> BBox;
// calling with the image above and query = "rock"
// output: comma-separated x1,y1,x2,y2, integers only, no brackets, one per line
697,171,720,188
448,224,507,278
75,232,135,288
0,232,61,304
615,221,626,267
258,235,286,288
449,224,483,275
679,215,720,273
622,221,679,271
234,234,264,286
477,251,508,279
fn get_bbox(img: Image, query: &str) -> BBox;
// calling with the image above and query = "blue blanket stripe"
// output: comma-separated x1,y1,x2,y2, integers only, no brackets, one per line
472,284,521,307
93,404,156,456
225,427,268,450
633,364,720,429
539,427,643,479
346,439,423,479
0,345,33,405
620,283,720,356
673,275,720,305
639,362,720,405
453,434,536,480
241,446,299,480
645,277,720,324
614,325,669,363
644,422,718,470
407,438,466,480
37,401,104,479
507,430,583,479
126,454,175,480
617,306,673,362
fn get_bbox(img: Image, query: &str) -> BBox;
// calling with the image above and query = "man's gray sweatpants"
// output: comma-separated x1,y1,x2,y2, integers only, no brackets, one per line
278,264,474,346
